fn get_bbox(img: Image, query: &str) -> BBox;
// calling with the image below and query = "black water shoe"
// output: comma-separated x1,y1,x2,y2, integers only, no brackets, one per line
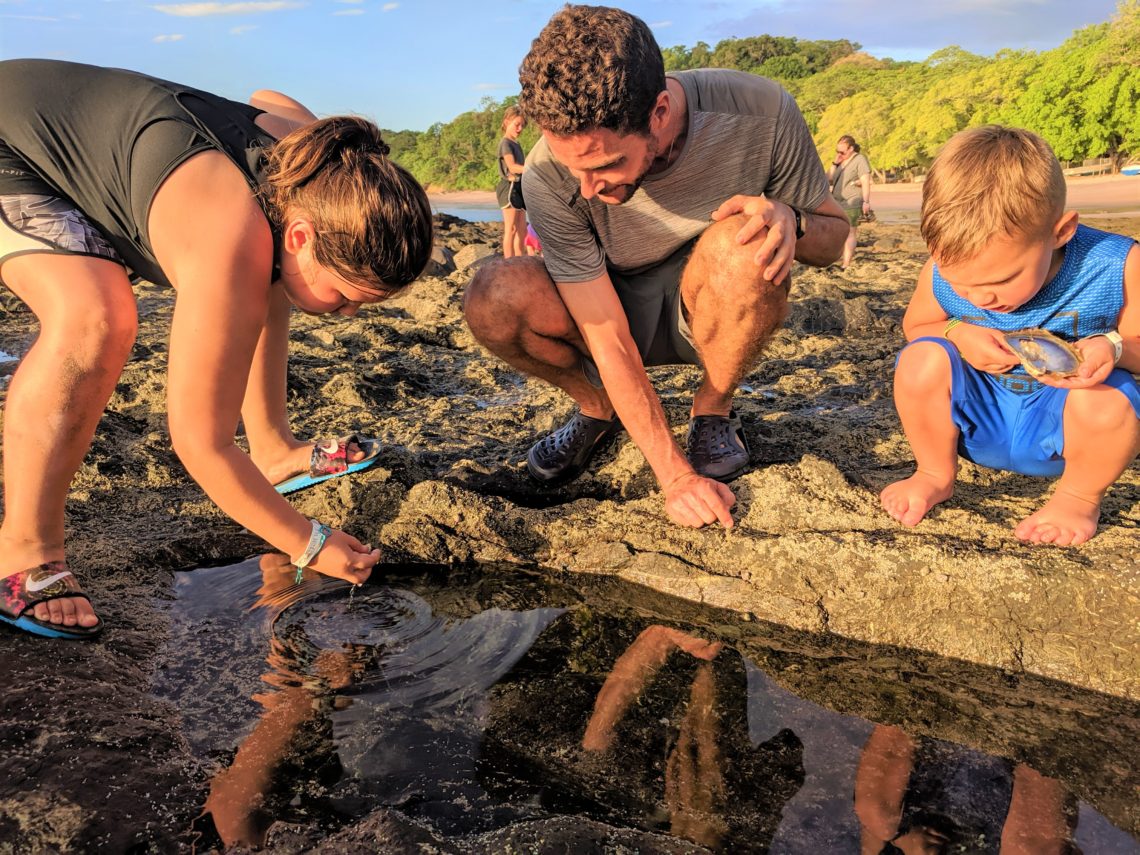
526,412,621,484
686,410,750,482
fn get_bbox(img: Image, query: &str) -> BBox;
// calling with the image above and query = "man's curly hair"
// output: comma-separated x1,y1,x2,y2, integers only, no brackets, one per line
518,5,665,136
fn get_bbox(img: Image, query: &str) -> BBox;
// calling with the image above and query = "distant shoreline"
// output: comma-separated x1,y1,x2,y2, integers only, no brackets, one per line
430,173,1139,216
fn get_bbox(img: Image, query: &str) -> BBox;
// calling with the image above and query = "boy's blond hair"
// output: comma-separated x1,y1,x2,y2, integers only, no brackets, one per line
921,125,1066,265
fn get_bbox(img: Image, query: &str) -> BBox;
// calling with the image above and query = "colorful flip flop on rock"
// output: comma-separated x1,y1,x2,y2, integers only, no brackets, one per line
0,562,103,639
273,435,382,495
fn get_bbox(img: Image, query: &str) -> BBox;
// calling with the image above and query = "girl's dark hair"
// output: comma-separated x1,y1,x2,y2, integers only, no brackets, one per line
265,115,432,290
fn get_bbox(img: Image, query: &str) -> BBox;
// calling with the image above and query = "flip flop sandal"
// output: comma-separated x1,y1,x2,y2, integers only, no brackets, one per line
274,435,382,495
0,562,103,639
686,409,751,482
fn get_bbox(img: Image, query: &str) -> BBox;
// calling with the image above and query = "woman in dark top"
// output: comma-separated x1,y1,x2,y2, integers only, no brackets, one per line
495,106,528,258
0,60,432,638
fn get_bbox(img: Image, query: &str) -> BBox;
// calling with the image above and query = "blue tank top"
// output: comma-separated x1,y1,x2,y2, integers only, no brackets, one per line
933,224,1135,343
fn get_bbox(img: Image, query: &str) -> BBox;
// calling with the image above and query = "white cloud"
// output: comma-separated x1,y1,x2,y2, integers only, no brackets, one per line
229,23,257,33
153,32,185,41
473,82,507,91
333,7,363,13
152,2,303,17
336,0,364,3
0,13,60,20
650,20,672,28
382,2,398,10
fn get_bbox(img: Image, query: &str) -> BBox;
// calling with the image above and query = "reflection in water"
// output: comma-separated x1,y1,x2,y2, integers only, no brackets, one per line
572,625,803,850
855,727,1077,855
152,557,1137,853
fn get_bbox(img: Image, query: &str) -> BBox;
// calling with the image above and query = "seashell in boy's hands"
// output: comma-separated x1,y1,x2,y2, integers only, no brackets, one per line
1003,328,1083,378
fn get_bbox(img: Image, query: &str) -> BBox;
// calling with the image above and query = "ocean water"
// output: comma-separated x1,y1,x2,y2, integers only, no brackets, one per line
432,202,503,223
153,557,1139,853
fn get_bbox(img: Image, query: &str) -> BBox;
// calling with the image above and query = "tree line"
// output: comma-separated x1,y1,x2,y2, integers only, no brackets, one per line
387,0,1140,190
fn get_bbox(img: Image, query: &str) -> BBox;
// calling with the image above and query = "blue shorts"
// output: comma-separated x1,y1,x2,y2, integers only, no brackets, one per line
902,337,1140,477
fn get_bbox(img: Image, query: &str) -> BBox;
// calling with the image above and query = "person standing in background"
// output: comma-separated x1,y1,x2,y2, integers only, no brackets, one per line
829,135,872,268
496,106,527,258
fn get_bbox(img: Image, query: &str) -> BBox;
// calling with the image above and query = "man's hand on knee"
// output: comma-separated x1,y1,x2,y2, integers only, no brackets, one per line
709,194,797,285
663,471,736,529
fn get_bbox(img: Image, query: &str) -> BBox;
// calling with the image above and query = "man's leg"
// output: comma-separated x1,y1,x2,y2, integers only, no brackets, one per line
465,256,621,482
680,214,789,418
0,253,138,629
464,256,612,418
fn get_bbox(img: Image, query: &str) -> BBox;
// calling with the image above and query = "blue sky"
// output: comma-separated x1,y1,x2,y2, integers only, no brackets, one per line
0,0,1125,131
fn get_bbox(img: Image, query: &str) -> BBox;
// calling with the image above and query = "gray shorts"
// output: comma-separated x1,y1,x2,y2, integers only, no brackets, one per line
581,237,701,387
0,193,124,278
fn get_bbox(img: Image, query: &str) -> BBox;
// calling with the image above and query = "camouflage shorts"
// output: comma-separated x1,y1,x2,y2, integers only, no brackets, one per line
0,194,123,270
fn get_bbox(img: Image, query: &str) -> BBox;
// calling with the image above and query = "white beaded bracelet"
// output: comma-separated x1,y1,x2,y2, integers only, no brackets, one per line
293,519,332,583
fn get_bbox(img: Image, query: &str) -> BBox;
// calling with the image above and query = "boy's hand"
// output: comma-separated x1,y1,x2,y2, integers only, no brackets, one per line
1037,335,1117,389
948,323,1020,374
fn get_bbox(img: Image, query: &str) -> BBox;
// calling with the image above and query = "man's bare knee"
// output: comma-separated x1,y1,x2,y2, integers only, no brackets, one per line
464,256,551,343
688,214,780,297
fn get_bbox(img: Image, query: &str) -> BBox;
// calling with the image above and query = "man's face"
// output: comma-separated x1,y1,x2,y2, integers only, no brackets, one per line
545,127,657,205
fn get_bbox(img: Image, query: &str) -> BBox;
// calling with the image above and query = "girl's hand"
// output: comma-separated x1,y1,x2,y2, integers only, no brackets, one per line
309,529,380,584
1038,335,1117,389
948,323,1020,374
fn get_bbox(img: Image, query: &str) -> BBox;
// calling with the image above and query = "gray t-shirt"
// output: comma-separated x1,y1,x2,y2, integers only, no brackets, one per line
522,69,829,284
831,152,871,209
498,136,524,181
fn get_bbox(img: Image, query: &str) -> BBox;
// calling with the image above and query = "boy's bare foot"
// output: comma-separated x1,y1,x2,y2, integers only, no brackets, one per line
1014,489,1100,546
880,471,955,527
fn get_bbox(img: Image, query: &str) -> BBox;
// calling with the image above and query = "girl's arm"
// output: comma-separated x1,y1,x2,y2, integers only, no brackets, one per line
502,148,526,177
249,89,318,124
148,150,377,583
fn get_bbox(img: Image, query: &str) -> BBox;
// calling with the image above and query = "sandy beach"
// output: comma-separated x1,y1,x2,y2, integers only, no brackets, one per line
431,173,1140,218
0,196,1137,850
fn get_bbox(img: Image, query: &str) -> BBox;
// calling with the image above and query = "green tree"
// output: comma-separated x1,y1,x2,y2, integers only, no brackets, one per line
397,1,1139,189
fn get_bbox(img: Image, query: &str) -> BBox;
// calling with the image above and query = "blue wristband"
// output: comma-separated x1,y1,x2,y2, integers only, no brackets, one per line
293,519,332,583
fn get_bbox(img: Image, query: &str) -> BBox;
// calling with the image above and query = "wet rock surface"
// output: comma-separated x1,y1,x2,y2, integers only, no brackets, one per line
0,214,1137,851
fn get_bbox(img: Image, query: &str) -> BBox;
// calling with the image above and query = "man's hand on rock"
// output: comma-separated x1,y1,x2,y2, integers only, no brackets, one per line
663,471,736,529
710,194,797,285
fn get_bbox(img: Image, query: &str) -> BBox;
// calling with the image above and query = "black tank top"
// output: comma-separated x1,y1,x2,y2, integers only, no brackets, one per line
0,59,278,287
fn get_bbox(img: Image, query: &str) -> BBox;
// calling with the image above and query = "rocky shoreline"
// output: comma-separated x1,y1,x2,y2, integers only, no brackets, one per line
0,212,1137,850
0,212,1136,698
